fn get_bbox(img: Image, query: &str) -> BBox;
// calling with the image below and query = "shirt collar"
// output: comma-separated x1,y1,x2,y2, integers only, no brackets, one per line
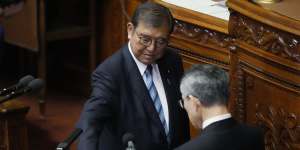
128,42,147,75
202,113,232,129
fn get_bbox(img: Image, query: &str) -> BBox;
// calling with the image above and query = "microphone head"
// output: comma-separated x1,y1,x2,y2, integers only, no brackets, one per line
122,133,135,145
27,79,44,92
17,75,34,88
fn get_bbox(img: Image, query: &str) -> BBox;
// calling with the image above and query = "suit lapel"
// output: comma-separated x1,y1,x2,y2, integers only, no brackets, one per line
121,45,166,134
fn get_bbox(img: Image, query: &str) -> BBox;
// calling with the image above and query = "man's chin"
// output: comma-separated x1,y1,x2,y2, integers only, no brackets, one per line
141,58,155,65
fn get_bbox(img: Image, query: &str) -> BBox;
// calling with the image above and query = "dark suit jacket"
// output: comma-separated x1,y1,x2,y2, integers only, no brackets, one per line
77,44,190,150
175,118,265,150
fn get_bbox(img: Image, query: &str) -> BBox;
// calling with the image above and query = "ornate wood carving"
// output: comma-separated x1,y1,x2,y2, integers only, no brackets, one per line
229,13,300,63
233,64,246,122
173,19,233,49
245,75,254,89
178,48,229,67
256,104,300,150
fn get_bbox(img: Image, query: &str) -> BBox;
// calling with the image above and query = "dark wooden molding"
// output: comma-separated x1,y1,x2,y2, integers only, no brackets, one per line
227,0,300,36
178,47,229,69
235,64,246,122
229,12,300,63
173,19,233,49
240,60,300,92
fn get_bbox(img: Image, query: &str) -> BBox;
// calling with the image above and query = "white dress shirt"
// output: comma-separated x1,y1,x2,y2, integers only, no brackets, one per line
202,113,232,129
128,42,169,128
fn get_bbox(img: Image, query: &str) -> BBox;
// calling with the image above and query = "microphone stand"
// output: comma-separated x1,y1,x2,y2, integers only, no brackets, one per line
56,128,82,150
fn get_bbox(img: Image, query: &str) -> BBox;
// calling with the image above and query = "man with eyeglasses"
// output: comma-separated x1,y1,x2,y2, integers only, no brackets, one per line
175,64,265,150
76,2,190,150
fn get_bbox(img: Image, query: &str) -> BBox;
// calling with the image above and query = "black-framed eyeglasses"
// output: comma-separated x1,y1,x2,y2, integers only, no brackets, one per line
178,99,184,109
135,31,169,48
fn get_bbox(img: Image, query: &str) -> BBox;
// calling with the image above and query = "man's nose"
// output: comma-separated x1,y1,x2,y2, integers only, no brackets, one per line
147,40,156,51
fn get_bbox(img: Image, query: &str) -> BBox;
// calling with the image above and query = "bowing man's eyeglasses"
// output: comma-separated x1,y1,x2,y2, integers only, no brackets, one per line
178,95,193,109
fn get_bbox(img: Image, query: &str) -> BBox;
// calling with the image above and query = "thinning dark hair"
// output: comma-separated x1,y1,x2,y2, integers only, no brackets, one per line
131,2,174,33
180,64,229,107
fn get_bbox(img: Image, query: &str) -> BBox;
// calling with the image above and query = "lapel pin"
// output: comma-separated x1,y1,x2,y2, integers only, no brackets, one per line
167,78,171,85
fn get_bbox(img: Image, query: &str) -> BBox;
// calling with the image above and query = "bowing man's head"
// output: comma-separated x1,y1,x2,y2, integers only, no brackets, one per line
179,64,229,129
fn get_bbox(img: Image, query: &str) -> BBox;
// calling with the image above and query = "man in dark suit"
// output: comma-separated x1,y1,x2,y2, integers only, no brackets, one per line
175,64,265,150
76,2,190,150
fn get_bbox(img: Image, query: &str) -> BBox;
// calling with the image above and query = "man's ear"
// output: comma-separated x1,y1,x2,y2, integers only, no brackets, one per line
127,22,134,39
191,97,202,113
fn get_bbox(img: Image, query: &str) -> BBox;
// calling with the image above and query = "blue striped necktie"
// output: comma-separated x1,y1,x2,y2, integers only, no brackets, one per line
143,65,170,143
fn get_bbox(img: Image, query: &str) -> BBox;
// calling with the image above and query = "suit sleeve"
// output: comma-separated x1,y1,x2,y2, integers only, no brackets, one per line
77,67,119,150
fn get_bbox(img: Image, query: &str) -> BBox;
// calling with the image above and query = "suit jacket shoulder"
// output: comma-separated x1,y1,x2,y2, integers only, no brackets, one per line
175,118,264,150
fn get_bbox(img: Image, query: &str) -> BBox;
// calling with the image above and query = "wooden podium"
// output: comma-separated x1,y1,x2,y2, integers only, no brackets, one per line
227,0,300,149
0,101,29,150
154,0,300,149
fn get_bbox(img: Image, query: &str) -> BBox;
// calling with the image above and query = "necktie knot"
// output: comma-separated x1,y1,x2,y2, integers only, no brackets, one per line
146,65,153,74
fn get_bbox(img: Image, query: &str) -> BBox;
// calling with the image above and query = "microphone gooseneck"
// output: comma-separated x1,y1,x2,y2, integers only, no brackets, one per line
0,75,34,96
0,78,44,104
56,128,82,150
18,75,35,88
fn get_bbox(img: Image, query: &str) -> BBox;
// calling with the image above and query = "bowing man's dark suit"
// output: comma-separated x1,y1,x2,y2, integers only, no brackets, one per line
175,118,265,150
77,44,190,150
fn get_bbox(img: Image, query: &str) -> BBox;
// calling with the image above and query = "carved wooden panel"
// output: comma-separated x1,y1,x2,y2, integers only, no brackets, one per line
178,47,228,70
229,46,300,150
173,19,233,50
229,12,300,63
256,104,300,150
170,19,232,70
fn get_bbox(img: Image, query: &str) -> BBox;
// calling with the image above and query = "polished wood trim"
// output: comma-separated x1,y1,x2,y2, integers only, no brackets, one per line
227,0,300,36
179,48,229,70
236,40,300,73
240,61,300,94
229,12,300,63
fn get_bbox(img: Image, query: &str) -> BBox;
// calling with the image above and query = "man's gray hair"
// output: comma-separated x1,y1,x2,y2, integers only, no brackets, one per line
180,64,229,107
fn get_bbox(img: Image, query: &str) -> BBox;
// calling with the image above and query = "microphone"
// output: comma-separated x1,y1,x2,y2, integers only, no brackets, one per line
122,133,136,150
0,78,44,104
56,128,82,150
0,75,34,96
